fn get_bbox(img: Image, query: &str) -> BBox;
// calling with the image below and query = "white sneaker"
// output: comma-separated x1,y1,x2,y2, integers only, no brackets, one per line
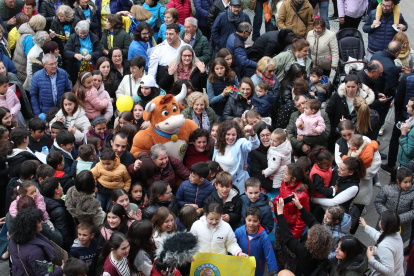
374,182,381,187
379,126,384,136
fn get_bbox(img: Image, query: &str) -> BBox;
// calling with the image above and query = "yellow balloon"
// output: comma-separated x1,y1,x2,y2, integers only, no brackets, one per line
116,95,133,113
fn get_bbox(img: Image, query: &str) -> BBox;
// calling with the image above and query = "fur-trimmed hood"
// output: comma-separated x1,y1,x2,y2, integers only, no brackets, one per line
337,83,375,105
74,1,97,14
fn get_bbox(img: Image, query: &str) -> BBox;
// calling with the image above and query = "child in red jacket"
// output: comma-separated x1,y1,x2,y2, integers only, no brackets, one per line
273,163,311,270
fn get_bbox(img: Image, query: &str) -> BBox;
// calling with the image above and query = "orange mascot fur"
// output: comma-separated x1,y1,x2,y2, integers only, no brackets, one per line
131,84,198,161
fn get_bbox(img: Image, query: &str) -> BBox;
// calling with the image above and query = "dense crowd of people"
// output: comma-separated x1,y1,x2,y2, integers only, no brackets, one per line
0,0,412,275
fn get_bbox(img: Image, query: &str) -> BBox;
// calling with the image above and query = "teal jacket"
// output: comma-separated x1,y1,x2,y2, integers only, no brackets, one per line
398,127,414,166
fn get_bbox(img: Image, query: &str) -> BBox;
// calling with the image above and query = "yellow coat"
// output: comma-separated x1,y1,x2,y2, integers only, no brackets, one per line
90,156,131,192
276,0,314,38
8,27,19,50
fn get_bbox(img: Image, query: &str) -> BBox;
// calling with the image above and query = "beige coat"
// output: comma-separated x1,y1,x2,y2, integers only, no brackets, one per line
90,156,131,192
276,0,314,38
307,28,339,68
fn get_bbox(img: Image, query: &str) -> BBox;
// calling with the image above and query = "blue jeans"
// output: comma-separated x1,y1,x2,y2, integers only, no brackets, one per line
319,1,330,29
253,0,270,41
97,193,111,211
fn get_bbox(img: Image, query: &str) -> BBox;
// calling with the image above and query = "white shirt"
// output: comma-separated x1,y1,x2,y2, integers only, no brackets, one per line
115,74,144,99
148,39,189,79
102,252,131,276
297,57,305,66
215,145,235,173
222,0,230,8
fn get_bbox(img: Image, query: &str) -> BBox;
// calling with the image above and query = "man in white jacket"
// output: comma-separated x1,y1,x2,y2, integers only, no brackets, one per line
148,24,189,84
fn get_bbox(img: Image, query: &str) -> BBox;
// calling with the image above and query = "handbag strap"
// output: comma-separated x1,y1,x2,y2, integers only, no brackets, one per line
17,245,30,276
292,7,307,27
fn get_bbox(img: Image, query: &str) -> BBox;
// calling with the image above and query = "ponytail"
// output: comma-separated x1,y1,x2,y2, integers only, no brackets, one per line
272,128,290,142
307,146,333,164
286,163,314,197
342,157,366,179
354,96,371,135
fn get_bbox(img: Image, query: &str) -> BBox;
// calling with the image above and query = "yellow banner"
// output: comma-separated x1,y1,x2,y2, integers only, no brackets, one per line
189,253,256,276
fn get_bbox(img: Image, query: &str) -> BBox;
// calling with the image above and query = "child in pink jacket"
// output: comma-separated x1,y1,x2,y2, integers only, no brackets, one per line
295,99,326,136
74,72,108,120
0,74,21,122
92,71,113,122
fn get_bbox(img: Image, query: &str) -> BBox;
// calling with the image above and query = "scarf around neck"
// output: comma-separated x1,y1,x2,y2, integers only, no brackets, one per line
257,71,275,86
192,109,210,131
398,45,411,66
177,63,192,80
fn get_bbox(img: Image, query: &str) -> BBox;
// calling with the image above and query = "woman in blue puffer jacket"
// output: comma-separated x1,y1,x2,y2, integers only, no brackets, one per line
193,0,212,39
142,0,166,41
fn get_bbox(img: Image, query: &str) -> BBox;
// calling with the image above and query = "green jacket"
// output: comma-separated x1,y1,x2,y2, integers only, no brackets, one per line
398,128,414,166
273,49,312,81
179,28,211,64
181,106,217,127
0,0,23,28
101,28,132,58
286,109,331,154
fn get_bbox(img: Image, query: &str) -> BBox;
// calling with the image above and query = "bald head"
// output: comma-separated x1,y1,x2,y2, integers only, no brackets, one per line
388,41,402,56
366,60,383,80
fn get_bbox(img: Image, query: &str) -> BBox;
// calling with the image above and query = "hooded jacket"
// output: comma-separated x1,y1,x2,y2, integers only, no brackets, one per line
326,212,352,260
193,0,212,27
207,0,227,28
251,92,277,118
398,127,414,167
0,47,17,75
264,140,292,189
235,225,278,276
274,181,310,239
128,152,190,190
70,238,100,276
166,0,193,25
90,155,131,194
65,186,105,229
342,140,378,168
0,88,20,121
12,23,35,81
307,28,339,68
79,86,108,120
226,32,257,78
101,28,132,58
203,186,242,230
44,196,74,251
7,72,32,118
176,178,214,208
296,110,326,136
374,183,414,243
190,215,243,256
326,83,375,136
51,139,78,177
330,253,369,276
239,193,274,233
211,9,251,52
9,233,63,276
96,84,113,122
5,148,39,179
276,0,314,38
49,107,91,143
28,134,51,154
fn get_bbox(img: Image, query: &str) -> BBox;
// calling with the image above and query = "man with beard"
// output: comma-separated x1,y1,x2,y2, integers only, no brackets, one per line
276,0,314,38
211,0,251,52
128,22,156,71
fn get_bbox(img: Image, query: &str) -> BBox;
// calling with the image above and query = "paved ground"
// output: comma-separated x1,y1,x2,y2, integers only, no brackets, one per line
0,1,413,275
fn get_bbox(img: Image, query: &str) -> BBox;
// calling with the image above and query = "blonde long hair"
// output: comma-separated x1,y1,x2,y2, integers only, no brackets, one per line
353,96,371,135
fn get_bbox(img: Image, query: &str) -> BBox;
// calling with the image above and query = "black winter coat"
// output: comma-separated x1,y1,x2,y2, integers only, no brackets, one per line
39,0,69,29
207,0,227,28
203,186,242,230
64,32,104,82
247,30,292,61
250,145,274,192
50,17,76,56
158,65,207,92
5,151,39,179
142,197,179,221
44,197,74,251
110,60,131,89
275,101,296,129
73,2,100,35
222,92,252,120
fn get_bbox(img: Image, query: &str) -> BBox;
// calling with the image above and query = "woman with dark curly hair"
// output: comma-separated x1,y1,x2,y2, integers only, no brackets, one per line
213,120,259,192
275,195,333,276
8,206,64,276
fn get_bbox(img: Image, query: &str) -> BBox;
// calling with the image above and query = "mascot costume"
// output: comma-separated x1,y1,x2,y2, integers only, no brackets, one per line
131,84,198,161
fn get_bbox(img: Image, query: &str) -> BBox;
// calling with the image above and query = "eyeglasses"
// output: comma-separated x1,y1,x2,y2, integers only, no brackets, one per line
45,62,57,66
164,190,172,195
266,69,275,73
295,100,307,107
112,55,122,59
260,133,271,138
382,4,392,8
182,54,192,58
141,32,149,36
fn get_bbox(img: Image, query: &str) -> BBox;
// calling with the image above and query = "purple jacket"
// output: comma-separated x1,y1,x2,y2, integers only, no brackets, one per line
337,0,368,19
9,233,63,276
